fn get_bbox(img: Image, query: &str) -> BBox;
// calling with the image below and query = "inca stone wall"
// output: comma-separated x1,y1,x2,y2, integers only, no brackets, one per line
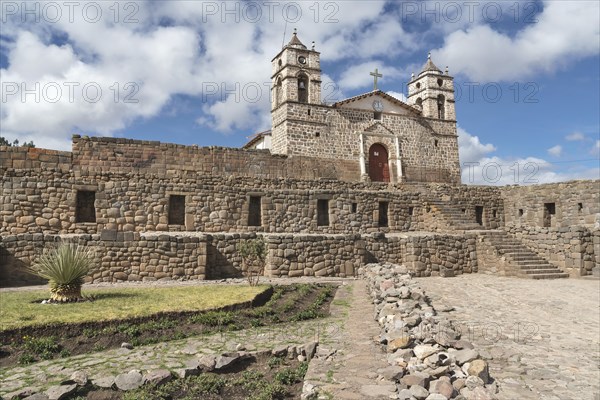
501,181,599,276
365,233,477,277
502,181,599,228
1,142,503,237
505,226,598,276
0,231,479,286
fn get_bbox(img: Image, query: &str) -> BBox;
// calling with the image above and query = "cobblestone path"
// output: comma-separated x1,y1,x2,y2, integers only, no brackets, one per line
416,274,600,400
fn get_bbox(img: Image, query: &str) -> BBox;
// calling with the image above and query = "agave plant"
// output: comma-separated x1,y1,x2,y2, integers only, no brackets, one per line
29,244,94,302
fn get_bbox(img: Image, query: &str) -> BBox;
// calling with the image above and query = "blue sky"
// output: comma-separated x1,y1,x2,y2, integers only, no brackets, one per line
1,0,599,184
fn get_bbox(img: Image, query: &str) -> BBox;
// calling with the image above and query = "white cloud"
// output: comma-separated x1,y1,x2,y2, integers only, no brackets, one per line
457,126,496,164
592,140,600,156
566,132,586,141
547,145,562,157
386,91,407,103
338,62,404,91
459,127,599,185
432,1,600,81
0,1,423,147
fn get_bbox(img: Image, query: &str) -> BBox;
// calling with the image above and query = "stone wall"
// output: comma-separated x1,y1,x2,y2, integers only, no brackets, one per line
500,181,599,276
1,161,503,236
364,232,477,277
265,234,364,278
0,233,207,287
68,136,360,181
502,181,599,228
505,226,598,276
1,231,480,286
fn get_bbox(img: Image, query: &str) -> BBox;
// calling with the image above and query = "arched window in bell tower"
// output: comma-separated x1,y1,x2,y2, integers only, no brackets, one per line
274,77,282,108
437,94,445,119
297,74,308,103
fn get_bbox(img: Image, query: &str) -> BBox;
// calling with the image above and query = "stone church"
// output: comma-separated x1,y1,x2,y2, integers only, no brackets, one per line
1,32,598,286
252,30,461,184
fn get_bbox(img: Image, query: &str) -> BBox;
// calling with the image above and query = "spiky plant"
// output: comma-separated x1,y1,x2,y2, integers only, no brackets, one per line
29,244,94,302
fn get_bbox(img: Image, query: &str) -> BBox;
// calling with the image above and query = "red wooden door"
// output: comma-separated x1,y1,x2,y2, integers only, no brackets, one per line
368,144,390,182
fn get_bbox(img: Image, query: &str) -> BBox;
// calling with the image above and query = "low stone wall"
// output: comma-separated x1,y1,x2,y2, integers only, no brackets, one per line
504,225,598,276
0,233,207,287
1,232,479,286
365,233,477,277
265,234,364,278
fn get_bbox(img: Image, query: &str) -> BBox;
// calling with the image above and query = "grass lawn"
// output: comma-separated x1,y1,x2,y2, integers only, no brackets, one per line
0,285,269,331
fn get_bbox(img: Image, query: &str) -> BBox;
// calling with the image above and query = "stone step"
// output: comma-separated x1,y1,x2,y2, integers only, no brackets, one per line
527,272,569,280
515,263,555,269
521,268,564,274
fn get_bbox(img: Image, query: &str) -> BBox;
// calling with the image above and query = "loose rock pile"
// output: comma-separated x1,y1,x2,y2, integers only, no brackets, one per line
360,263,498,400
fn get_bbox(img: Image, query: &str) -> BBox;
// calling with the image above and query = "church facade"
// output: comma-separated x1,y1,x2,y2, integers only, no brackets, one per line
269,30,460,184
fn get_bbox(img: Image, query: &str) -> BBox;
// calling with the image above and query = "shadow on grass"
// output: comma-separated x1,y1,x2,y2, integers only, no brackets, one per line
28,291,139,304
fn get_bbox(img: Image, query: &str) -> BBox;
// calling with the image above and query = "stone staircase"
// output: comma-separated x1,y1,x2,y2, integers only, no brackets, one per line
479,231,569,279
427,199,482,231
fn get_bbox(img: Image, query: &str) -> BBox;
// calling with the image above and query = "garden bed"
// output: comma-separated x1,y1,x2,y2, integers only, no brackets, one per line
0,283,336,368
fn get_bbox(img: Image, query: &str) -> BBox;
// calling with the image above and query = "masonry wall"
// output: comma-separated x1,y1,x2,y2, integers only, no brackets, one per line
1,144,503,237
500,181,599,276
504,226,598,277
502,181,599,228
0,232,477,286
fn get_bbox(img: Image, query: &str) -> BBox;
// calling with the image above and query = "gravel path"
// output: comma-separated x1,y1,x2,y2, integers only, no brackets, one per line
415,274,600,400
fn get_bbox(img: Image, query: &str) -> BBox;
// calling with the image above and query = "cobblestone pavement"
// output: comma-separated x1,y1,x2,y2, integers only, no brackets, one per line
415,274,600,400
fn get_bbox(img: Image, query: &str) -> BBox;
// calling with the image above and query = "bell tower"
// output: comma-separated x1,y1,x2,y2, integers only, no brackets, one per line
407,53,456,121
270,29,322,111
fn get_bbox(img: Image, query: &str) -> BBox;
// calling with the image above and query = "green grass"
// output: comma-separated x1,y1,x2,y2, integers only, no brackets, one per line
0,285,268,331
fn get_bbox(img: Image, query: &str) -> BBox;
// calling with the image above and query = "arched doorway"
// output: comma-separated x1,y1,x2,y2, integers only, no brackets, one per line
368,143,390,182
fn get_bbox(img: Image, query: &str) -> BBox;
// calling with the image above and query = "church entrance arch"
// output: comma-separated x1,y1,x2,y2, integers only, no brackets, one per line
368,143,390,182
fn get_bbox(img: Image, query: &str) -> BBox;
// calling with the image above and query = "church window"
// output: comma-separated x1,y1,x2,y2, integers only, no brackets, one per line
378,202,389,227
168,195,185,225
434,139,438,147
308,108,311,116
317,199,329,226
409,206,414,216
248,196,262,226
519,209,524,217
76,190,96,223
298,74,308,103
374,112,382,120
416,98,423,108
578,202,583,212
437,78,443,87
437,95,445,119
351,203,358,213
278,59,282,67
315,132,320,137
416,82,421,89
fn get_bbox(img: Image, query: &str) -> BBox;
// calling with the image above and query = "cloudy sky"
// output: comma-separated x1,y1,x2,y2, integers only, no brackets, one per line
1,0,599,185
